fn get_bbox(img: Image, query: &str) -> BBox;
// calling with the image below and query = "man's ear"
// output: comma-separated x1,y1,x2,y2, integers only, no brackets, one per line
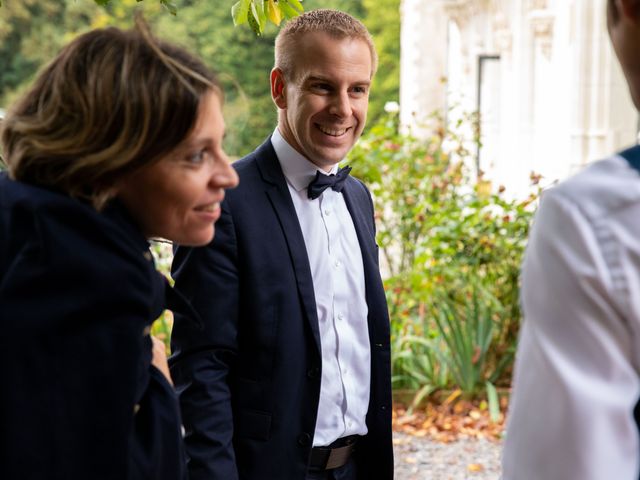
270,68,287,109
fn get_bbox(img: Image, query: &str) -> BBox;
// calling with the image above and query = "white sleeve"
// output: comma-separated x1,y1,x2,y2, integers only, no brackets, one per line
502,189,640,480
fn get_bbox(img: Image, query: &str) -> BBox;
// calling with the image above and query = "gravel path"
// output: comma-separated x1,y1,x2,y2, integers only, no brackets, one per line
393,432,502,479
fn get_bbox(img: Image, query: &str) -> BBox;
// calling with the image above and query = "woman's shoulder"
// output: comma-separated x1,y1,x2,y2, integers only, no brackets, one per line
1,174,165,326
1,174,156,289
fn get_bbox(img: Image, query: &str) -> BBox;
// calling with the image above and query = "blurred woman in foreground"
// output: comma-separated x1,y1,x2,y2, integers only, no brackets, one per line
0,17,238,479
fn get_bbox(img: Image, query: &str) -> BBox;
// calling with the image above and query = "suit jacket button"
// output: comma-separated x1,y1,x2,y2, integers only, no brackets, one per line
307,367,320,379
297,433,312,446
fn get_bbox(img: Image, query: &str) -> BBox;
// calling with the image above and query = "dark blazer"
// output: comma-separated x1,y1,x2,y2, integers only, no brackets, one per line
170,138,393,480
0,173,186,480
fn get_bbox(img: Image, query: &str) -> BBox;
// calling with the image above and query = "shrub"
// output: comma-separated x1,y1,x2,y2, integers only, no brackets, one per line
347,111,537,408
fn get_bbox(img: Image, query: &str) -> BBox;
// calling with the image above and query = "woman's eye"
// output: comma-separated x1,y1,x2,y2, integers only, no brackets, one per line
187,149,207,164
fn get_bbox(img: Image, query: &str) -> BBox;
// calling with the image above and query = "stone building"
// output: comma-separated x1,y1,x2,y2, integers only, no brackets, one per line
400,0,638,196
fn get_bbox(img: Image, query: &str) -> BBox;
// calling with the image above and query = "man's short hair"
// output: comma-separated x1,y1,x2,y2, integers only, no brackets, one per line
274,9,378,79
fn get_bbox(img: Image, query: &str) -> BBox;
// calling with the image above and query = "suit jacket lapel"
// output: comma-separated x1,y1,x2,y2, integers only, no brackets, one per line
254,140,322,354
342,180,389,345
342,182,377,261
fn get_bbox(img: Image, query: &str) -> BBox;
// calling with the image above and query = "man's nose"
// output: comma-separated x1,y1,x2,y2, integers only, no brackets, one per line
329,91,351,118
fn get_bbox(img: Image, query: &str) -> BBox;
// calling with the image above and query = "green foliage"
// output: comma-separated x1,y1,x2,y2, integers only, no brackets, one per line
348,110,538,401
362,0,400,129
0,2,66,106
232,0,304,35
87,0,303,33
433,286,495,393
90,0,182,16
0,0,399,158
150,241,175,351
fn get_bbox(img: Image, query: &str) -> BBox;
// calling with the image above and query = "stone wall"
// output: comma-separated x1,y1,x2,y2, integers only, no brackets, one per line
400,0,638,197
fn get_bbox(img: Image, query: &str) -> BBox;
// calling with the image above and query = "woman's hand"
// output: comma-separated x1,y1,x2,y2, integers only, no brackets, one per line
151,336,173,386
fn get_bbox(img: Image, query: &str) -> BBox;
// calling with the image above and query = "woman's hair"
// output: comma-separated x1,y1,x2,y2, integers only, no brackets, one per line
1,16,220,208
274,9,378,81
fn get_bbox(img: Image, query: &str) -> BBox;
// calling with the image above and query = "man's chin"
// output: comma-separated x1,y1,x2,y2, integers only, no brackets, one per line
314,147,353,166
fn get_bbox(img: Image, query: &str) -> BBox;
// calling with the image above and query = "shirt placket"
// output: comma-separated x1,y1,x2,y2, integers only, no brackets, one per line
320,192,350,430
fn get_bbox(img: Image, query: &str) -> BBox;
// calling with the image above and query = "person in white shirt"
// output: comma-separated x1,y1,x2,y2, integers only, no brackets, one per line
503,1,640,478
169,9,393,480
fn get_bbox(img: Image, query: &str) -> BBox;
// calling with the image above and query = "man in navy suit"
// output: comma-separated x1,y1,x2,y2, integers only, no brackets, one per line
170,9,393,480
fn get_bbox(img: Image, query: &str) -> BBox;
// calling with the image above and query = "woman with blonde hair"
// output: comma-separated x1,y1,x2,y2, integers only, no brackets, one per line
0,17,238,479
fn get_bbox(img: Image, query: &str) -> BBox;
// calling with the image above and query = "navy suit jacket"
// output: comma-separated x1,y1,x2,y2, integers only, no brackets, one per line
0,173,186,480
170,139,394,480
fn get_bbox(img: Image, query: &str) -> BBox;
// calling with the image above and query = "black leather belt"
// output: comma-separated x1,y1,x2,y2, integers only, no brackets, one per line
308,435,359,471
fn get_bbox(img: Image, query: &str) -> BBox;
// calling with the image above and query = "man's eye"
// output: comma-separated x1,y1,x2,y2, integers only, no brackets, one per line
352,86,368,94
312,83,331,91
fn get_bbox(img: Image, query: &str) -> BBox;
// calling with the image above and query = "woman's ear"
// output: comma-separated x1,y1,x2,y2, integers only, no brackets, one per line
270,68,287,109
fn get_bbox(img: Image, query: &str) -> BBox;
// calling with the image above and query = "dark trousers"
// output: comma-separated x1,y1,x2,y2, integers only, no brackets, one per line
306,457,357,480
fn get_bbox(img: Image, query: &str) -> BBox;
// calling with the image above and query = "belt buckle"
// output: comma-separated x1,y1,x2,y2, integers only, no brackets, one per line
325,444,354,470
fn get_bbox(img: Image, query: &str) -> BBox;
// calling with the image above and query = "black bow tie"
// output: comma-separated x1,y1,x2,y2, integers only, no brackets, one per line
307,166,352,200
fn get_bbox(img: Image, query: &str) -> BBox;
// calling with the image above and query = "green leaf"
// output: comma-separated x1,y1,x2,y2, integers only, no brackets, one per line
94,0,111,5
160,0,177,15
247,2,260,35
247,0,266,35
279,0,301,19
486,381,500,422
254,0,267,31
408,384,436,414
284,0,304,13
231,0,251,26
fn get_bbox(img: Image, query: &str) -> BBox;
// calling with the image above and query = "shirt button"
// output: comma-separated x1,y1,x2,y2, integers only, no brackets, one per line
342,368,348,375
334,260,341,268
337,313,344,321
324,209,331,216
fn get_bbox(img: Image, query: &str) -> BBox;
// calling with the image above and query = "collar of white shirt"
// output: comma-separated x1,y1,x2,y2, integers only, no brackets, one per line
271,128,340,194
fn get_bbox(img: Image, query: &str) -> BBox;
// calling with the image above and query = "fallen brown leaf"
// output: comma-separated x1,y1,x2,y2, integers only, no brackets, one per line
467,463,484,472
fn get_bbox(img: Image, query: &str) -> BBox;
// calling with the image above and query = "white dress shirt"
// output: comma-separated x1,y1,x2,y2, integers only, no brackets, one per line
503,154,640,479
271,128,371,447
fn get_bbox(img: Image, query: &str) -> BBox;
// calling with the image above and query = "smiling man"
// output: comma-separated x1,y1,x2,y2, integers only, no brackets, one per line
169,9,393,480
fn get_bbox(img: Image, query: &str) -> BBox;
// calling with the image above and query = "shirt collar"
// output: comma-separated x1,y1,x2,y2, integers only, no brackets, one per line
271,127,339,193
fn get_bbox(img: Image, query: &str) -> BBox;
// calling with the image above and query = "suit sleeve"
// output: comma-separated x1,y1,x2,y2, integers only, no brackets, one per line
502,190,640,479
170,201,241,480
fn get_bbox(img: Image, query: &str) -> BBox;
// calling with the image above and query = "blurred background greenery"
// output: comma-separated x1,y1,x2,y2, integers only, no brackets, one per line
0,0,399,159
349,110,538,416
